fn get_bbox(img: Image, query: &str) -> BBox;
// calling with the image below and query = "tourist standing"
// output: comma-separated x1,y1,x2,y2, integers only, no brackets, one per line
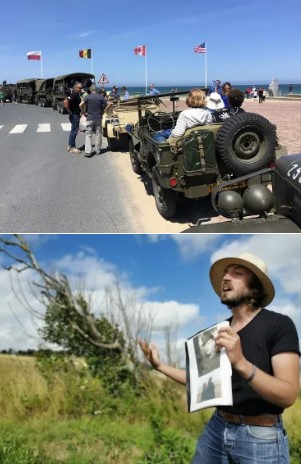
80,85,107,156
258,87,264,103
67,82,83,154
0,86,4,105
148,83,160,95
121,86,129,100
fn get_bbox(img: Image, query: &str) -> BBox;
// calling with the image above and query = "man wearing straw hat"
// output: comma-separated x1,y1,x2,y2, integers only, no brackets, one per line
139,252,300,463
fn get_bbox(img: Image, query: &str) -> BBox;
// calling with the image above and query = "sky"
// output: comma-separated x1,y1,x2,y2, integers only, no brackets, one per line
1,0,300,87
1,234,301,365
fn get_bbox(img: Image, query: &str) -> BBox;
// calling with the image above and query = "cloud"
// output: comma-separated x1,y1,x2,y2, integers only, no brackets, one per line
74,30,94,38
0,267,45,350
170,235,221,260
143,300,199,330
210,235,301,295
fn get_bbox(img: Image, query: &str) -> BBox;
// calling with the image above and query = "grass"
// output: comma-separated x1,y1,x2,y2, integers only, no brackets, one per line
0,354,300,463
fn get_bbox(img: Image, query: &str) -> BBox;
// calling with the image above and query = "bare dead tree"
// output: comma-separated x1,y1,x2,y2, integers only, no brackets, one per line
164,319,180,367
103,280,155,364
0,235,122,352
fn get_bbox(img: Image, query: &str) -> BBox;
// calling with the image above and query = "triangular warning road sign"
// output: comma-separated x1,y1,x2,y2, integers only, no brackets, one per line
98,73,109,84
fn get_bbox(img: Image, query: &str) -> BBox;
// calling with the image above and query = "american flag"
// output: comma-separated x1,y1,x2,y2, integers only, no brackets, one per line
194,42,206,54
134,45,146,56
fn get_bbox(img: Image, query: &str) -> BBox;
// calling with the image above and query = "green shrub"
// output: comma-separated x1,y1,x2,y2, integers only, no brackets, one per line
138,414,194,464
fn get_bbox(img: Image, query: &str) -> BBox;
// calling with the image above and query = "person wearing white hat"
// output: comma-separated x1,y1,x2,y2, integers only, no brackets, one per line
139,252,300,463
205,92,231,123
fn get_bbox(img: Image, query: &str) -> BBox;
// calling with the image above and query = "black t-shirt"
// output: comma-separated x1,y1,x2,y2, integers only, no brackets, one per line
69,91,81,114
220,309,300,415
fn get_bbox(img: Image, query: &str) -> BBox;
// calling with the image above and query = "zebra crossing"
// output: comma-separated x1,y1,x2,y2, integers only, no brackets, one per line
0,122,72,134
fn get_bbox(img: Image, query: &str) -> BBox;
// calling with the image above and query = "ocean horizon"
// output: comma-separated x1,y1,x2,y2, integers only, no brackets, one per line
106,83,301,96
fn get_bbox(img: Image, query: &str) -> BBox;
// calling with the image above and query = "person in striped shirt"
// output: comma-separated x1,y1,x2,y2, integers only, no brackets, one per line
170,88,212,138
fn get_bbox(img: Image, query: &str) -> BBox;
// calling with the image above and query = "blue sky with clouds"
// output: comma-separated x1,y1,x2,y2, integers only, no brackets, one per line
1,0,300,86
1,234,301,363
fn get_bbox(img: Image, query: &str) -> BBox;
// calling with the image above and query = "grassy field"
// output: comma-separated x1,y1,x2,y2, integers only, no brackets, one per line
0,354,300,463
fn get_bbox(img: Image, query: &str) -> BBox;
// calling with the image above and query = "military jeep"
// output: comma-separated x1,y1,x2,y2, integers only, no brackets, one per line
182,152,301,233
102,97,160,151
126,91,286,219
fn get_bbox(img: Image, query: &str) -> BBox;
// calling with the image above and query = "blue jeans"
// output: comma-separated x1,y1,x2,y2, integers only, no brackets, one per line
68,113,80,148
192,410,289,464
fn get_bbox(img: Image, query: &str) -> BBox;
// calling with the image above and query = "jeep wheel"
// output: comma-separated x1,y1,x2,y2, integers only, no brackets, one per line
216,112,276,176
152,167,177,218
129,138,143,175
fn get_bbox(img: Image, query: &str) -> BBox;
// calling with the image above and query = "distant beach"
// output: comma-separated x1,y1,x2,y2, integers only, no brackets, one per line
109,83,301,97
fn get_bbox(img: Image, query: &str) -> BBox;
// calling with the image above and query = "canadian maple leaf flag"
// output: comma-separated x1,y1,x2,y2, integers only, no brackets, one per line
134,45,146,56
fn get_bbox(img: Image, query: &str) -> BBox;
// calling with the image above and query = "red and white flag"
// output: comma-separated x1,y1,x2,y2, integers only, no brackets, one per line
134,45,146,56
27,50,42,60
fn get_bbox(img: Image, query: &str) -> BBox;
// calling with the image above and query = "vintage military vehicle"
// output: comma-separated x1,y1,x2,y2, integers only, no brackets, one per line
16,78,44,104
102,97,160,151
126,91,285,219
182,152,301,232
1,82,16,102
35,78,54,107
52,72,95,113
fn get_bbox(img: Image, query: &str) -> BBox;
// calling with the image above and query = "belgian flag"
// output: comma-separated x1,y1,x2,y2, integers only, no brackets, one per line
79,49,92,59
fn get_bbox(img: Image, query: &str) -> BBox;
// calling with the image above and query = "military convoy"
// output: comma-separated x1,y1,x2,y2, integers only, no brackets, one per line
35,78,54,107
51,73,94,113
16,78,44,104
13,73,95,110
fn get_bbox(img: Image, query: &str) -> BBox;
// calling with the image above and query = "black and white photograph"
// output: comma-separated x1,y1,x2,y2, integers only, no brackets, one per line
186,321,233,412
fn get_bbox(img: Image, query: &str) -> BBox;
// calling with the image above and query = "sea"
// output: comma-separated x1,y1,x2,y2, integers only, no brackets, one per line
113,83,301,97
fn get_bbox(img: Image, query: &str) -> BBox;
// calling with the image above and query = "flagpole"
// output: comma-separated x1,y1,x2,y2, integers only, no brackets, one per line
205,42,207,88
145,46,148,95
40,51,43,78
91,49,93,76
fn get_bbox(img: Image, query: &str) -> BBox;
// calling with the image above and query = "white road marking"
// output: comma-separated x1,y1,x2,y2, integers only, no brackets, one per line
37,123,51,133
1,123,74,134
61,123,71,131
10,124,28,134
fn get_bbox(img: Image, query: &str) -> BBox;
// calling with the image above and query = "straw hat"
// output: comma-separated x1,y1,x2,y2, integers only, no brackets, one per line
209,252,275,307
206,92,225,110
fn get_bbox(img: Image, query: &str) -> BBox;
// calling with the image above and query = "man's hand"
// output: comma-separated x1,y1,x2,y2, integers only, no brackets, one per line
215,326,245,369
138,339,161,369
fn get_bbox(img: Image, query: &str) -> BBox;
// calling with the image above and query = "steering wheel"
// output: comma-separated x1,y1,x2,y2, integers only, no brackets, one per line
147,111,175,133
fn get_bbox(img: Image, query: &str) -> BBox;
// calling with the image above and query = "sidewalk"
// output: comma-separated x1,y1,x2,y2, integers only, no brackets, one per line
242,99,301,154
162,97,301,155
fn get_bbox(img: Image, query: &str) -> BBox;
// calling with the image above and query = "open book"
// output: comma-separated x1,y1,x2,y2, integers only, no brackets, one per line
185,321,233,412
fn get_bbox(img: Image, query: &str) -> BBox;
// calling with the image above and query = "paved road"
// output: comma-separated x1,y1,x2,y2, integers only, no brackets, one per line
0,103,135,233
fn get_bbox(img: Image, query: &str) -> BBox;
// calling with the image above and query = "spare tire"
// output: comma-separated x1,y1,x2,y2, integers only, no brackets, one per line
216,112,277,176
